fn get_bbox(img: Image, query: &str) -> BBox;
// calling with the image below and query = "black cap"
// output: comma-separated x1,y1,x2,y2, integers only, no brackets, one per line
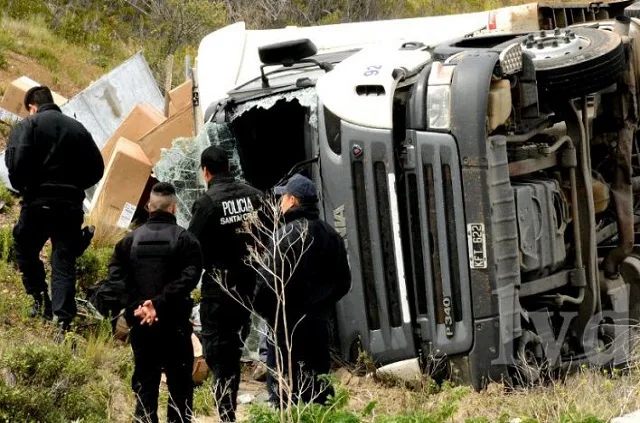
200,146,230,175
274,174,318,203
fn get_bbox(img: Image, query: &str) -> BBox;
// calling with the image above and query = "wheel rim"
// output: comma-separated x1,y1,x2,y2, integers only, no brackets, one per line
522,29,590,61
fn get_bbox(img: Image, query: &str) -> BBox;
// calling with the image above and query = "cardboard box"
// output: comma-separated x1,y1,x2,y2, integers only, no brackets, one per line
0,76,67,117
101,104,166,165
90,137,152,228
138,105,195,166
168,80,193,116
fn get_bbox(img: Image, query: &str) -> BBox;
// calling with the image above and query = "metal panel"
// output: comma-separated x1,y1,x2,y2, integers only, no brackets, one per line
318,105,416,365
61,52,164,150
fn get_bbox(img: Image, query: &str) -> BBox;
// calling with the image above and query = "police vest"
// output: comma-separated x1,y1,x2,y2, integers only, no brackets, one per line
129,223,190,320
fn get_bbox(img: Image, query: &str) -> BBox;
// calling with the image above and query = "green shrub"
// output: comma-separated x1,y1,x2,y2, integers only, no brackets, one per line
24,45,59,70
0,0,49,21
0,51,7,70
0,181,15,210
248,383,362,423
76,246,112,296
559,412,606,423
193,382,215,416
0,225,14,263
0,342,110,422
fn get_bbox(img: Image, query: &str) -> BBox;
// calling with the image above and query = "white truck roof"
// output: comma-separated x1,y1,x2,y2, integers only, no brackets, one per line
196,5,540,114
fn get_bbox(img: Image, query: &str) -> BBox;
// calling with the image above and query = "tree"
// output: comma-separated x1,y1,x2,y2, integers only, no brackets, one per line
211,194,331,421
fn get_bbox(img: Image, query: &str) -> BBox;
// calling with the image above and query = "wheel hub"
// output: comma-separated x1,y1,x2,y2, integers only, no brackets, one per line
522,29,591,61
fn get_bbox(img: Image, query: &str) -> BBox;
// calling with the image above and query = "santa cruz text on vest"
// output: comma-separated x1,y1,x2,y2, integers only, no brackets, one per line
220,197,256,225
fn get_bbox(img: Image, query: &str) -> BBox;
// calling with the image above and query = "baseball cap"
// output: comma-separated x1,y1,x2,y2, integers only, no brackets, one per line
274,174,319,203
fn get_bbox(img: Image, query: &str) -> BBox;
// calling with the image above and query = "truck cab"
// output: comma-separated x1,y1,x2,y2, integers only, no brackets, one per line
192,0,640,389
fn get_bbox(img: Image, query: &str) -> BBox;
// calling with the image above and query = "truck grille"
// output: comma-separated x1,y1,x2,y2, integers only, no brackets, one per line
374,162,402,328
407,174,428,315
352,160,405,330
352,161,381,330
402,134,473,355
442,164,463,323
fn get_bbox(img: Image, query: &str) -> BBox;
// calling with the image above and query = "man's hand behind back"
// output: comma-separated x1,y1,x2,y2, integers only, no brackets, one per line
134,300,158,325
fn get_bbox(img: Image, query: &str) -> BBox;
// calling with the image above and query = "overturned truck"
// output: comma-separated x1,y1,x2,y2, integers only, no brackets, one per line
189,1,640,389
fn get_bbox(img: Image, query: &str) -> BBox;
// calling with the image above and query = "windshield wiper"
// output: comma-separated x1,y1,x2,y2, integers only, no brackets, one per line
272,156,320,191
234,63,320,91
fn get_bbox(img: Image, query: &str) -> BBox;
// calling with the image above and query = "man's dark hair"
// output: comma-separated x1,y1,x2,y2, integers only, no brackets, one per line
149,182,177,212
200,146,229,175
151,182,176,196
24,86,54,109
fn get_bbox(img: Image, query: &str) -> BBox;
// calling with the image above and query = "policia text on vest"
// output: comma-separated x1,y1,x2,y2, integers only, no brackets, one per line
220,196,258,225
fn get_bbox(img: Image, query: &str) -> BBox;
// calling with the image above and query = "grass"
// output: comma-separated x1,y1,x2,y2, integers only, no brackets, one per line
24,45,59,71
0,15,124,96
76,245,113,296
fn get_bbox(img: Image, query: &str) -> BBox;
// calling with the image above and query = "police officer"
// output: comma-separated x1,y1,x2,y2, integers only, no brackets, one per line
253,174,351,406
6,86,104,332
107,182,203,423
188,146,263,422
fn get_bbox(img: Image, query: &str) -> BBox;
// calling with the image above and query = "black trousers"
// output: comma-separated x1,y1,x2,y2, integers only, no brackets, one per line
267,315,334,406
13,204,83,322
201,299,248,422
130,323,194,423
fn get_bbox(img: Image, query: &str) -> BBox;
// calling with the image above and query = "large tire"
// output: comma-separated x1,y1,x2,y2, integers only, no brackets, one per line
519,28,625,99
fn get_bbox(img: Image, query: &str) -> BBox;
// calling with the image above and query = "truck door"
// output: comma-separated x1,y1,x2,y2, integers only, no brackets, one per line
318,102,417,365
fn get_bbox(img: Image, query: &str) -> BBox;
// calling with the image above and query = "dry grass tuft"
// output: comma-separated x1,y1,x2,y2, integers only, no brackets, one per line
84,195,130,250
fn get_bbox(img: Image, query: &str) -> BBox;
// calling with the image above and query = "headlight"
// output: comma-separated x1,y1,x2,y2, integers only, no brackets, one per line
427,85,451,130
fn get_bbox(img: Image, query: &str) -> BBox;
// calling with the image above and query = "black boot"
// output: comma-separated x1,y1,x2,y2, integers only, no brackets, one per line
29,292,53,321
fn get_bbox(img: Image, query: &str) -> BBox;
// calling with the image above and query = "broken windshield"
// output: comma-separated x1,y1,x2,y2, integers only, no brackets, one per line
154,87,318,227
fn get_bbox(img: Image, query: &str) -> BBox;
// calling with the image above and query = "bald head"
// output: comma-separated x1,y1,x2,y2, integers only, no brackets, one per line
148,182,177,214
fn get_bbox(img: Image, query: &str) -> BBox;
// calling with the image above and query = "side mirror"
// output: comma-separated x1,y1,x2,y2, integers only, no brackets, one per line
259,39,318,66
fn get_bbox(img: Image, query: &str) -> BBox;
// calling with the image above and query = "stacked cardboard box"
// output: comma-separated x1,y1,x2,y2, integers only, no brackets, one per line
92,94,195,228
0,76,67,118
139,105,195,165
100,104,167,166
90,137,153,228
168,80,192,116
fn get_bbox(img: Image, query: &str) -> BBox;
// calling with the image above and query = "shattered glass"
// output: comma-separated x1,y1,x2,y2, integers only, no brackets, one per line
153,122,245,228
229,87,319,129
155,89,318,227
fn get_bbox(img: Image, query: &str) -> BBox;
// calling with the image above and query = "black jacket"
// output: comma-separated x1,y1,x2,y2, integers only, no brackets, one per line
107,211,203,327
5,104,104,207
188,174,263,305
253,203,351,328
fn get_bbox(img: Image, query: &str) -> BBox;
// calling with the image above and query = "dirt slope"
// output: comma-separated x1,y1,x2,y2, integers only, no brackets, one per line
0,17,124,150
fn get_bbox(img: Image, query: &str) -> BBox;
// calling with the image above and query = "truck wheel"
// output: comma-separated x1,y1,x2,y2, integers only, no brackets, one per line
519,28,625,99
